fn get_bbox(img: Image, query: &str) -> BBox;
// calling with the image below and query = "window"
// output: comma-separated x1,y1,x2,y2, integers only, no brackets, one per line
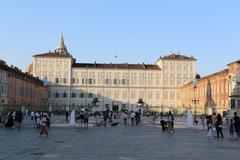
55,92,60,98
55,78,59,83
131,73,137,85
163,91,168,100
61,78,67,84
71,78,75,84
122,91,128,99
63,92,68,98
71,93,76,98
139,90,144,99
80,93,85,98
148,91,152,99
170,74,175,86
177,74,182,85
82,78,85,84
114,90,119,99
131,91,136,99
113,79,117,85
163,74,168,85
105,79,110,84
121,79,125,85
170,91,175,100
89,78,93,84
88,93,93,98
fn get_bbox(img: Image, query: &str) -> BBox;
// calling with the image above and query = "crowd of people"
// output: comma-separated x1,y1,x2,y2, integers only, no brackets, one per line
65,109,143,128
30,111,51,137
206,112,240,139
0,110,23,129
1,108,240,141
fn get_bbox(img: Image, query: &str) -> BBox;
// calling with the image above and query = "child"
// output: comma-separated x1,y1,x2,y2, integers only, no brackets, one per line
229,119,234,137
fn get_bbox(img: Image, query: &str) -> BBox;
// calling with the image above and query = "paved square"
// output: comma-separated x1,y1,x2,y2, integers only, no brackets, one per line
0,116,239,160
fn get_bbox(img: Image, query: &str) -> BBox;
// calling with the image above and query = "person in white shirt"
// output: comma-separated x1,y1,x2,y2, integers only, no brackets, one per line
31,111,35,120
130,111,135,126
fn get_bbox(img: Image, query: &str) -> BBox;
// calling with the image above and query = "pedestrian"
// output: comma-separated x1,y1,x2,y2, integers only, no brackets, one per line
39,114,48,137
5,111,14,128
16,110,23,129
215,113,224,139
65,110,69,123
35,112,40,129
207,115,213,139
31,111,34,120
123,112,128,126
79,110,84,129
233,112,240,138
229,119,234,137
167,111,174,133
84,110,89,129
201,116,205,130
0,112,2,124
130,111,135,126
153,113,157,124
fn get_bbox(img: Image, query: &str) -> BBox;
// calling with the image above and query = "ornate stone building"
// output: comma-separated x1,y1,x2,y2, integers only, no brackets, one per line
27,35,196,113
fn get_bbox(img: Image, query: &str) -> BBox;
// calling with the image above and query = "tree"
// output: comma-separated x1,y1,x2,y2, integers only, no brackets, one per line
195,74,201,80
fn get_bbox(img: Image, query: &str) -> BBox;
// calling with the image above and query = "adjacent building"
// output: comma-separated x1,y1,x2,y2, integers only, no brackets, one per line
0,59,47,112
181,60,240,115
27,35,196,113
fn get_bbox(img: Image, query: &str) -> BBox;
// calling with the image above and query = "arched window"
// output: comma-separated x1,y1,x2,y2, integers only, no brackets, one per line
80,93,85,98
88,93,93,98
55,92,59,98
63,92,68,98
71,93,76,98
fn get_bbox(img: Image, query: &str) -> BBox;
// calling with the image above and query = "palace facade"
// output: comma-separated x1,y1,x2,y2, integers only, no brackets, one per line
27,35,196,113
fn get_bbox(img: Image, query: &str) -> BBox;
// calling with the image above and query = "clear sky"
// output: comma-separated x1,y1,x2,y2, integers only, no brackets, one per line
0,0,240,76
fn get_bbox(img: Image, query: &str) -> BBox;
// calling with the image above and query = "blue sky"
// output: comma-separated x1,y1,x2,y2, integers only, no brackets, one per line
0,0,240,76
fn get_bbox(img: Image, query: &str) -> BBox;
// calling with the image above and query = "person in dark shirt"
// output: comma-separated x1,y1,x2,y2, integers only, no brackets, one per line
65,111,69,123
233,112,240,138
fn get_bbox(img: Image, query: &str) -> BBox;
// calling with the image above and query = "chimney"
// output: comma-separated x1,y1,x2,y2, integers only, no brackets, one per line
94,61,96,68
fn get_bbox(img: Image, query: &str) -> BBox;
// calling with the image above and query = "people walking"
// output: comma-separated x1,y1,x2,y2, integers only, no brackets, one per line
5,111,14,128
78,110,84,129
135,111,141,125
167,111,174,133
65,111,69,123
31,111,34,120
229,119,234,137
84,110,89,129
16,110,23,129
39,113,48,137
35,111,41,129
130,111,135,126
123,112,128,126
207,115,213,139
233,112,240,138
103,111,108,126
215,113,224,139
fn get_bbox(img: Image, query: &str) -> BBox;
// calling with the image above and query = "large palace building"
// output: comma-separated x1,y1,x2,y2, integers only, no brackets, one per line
27,35,196,113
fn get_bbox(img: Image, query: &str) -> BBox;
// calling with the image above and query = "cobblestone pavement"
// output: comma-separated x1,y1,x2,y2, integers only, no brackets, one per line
0,116,239,160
